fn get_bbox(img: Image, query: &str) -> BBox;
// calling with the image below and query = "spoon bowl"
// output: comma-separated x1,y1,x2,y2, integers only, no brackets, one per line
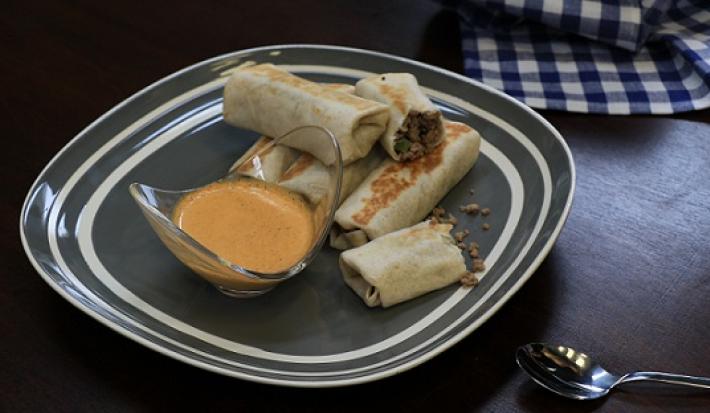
516,342,710,400
129,125,343,298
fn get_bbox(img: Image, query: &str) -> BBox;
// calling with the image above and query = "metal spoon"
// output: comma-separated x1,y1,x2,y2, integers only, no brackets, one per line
516,342,710,400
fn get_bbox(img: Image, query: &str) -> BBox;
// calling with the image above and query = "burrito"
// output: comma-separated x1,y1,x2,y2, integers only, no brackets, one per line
278,147,386,206
332,121,481,249
340,221,466,308
228,137,300,182
322,83,356,94
227,82,357,180
223,64,389,165
355,73,445,161
227,82,356,181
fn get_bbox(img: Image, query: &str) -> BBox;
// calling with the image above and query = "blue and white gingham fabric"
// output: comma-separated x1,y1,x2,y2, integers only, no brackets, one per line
449,0,710,114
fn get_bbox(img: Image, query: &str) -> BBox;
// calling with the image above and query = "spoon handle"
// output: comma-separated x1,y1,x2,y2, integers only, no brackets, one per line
620,372,710,389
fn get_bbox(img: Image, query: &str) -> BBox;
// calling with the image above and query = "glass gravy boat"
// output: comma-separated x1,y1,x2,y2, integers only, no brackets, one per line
129,126,342,297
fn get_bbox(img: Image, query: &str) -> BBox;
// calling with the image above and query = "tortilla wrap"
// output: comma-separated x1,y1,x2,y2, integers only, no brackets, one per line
355,73,444,161
340,221,466,308
278,147,386,206
332,121,481,249
227,82,358,181
228,137,300,182
223,64,389,165
227,83,357,181
322,83,356,94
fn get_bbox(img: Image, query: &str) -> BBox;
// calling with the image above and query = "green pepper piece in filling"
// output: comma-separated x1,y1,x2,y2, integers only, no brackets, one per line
394,139,412,154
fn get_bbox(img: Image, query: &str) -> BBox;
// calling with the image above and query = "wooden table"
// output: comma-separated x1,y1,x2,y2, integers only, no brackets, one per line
3,1,709,411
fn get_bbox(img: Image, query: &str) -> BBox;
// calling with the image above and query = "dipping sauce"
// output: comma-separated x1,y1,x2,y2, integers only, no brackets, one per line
173,179,315,274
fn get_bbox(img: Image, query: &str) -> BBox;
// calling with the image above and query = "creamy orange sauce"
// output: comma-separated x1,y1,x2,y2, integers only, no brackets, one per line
173,179,314,274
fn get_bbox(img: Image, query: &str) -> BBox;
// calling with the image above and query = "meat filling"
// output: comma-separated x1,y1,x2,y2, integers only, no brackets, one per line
393,110,443,161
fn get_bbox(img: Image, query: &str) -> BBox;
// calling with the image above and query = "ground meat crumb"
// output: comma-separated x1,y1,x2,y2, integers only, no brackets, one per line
460,272,479,288
429,210,457,226
481,208,491,216
460,203,480,215
468,242,481,258
432,207,446,218
454,229,470,242
481,223,491,231
457,242,467,249
472,258,486,272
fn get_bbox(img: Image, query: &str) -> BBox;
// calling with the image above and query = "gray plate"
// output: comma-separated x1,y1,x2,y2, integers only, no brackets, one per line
20,45,575,387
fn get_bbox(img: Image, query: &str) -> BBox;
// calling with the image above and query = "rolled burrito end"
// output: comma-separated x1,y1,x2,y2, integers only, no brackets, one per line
339,221,466,308
329,226,369,250
340,257,381,307
355,73,445,162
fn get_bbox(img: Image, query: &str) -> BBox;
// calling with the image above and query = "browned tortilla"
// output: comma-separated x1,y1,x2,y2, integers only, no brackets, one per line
332,121,481,249
223,64,390,165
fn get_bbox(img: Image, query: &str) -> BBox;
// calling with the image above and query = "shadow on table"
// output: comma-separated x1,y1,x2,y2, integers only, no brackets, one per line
516,379,607,412
517,379,710,413
670,108,710,125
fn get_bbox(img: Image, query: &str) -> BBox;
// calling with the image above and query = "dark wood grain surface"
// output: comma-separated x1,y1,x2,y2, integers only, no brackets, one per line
3,1,709,412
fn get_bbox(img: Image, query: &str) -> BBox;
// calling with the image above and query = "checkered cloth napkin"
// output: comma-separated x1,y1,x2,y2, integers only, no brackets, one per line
447,0,710,114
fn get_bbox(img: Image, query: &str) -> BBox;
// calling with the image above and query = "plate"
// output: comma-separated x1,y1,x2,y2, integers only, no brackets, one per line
20,45,575,387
